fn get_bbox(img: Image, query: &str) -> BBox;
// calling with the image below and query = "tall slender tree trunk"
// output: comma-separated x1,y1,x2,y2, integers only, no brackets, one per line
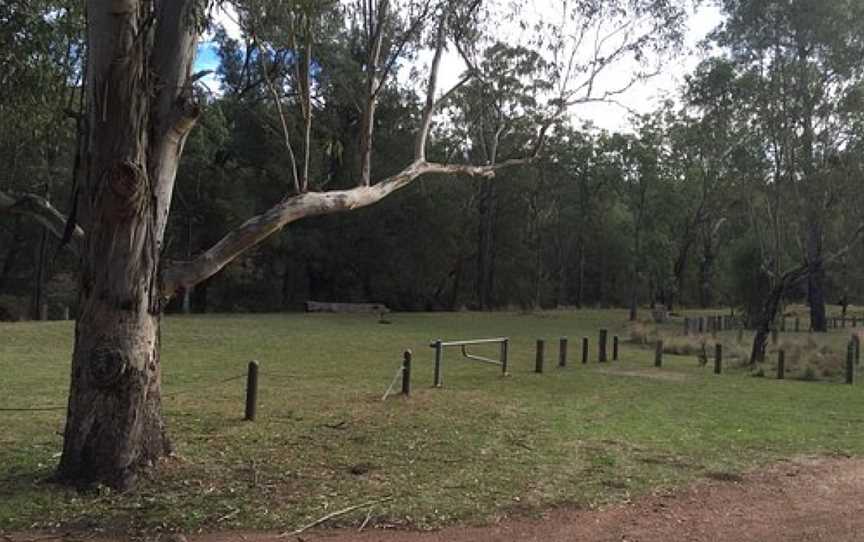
0,218,24,292
807,221,827,332
57,0,199,489
31,228,50,320
573,238,585,308
699,244,715,309
629,230,642,321
476,180,497,310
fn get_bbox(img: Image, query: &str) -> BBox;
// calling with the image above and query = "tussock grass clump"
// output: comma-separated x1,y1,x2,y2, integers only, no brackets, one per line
764,337,846,381
627,320,657,344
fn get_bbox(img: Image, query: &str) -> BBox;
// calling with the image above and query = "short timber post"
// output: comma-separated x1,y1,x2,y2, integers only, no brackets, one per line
613,336,619,361
582,337,589,364
599,329,608,362
244,360,259,421
535,339,545,374
714,344,722,375
777,350,785,380
559,337,568,368
847,341,855,385
501,338,509,376
654,340,663,368
433,340,443,388
401,350,412,396
853,335,860,367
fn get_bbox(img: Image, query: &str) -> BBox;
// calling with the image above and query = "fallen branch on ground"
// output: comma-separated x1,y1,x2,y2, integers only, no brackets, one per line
279,496,394,537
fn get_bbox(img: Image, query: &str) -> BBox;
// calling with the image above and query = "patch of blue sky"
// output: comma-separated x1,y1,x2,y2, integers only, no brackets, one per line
195,42,222,93
196,41,221,71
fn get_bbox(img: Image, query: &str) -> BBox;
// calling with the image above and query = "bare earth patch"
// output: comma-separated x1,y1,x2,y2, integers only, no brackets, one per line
199,456,864,542
6,456,863,541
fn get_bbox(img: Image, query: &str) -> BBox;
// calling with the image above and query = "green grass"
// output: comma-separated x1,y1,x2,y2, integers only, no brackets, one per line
1,310,864,535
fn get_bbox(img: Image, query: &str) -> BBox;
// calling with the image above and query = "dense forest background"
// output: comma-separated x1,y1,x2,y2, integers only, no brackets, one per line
2,0,864,324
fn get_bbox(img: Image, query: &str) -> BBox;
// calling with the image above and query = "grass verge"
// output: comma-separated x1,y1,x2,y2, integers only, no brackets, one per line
1,310,863,536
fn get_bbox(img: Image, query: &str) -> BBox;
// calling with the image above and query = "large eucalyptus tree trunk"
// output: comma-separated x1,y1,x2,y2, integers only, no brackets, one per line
56,0,198,489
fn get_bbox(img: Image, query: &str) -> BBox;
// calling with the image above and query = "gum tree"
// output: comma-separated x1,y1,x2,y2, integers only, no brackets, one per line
0,0,687,488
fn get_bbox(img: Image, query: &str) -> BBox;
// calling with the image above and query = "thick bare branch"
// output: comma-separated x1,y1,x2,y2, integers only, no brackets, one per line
150,0,201,244
161,157,532,297
358,0,389,186
0,189,83,254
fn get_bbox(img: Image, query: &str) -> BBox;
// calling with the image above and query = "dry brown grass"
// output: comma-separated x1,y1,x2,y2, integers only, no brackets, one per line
763,337,848,381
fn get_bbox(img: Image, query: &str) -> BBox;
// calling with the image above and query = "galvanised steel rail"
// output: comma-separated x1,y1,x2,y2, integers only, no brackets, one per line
429,337,509,387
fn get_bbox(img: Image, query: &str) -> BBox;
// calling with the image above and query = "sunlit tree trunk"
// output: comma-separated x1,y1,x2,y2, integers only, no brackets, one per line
56,0,199,489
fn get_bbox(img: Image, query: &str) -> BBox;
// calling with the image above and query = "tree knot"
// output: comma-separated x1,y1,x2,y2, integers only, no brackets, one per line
89,344,129,389
104,161,148,219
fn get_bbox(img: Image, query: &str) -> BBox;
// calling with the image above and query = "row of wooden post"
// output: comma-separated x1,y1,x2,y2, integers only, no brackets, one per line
683,315,738,336
242,332,863,420
686,314,863,337
534,332,620,373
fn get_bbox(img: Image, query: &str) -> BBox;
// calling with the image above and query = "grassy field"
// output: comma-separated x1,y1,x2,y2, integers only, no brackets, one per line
1,309,863,536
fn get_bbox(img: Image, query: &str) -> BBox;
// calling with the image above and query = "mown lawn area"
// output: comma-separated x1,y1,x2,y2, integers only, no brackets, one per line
1,310,863,535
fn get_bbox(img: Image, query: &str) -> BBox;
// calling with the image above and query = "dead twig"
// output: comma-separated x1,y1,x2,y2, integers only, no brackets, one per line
358,506,376,532
280,496,393,537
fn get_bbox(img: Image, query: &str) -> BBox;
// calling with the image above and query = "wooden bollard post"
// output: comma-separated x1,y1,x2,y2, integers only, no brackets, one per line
582,337,589,364
433,339,443,388
846,341,855,385
244,360,259,421
501,339,509,376
654,340,663,368
777,350,785,380
559,337,568,368
714,343,722,375
854,335,860,366
613,336,619,361
402,350,412,396
535,339,545,373
599,329,608,362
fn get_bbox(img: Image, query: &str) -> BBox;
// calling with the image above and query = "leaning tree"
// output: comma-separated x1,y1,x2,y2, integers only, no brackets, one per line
0,0,686,488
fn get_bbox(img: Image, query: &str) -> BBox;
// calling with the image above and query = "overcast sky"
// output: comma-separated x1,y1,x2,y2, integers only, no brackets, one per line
198,3,725,133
